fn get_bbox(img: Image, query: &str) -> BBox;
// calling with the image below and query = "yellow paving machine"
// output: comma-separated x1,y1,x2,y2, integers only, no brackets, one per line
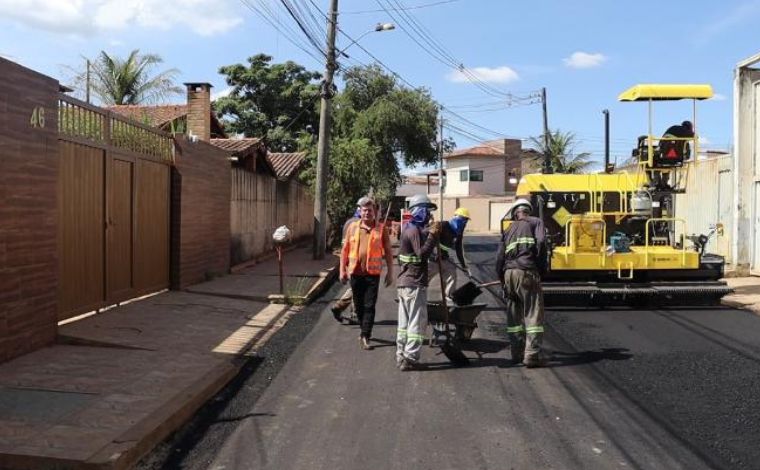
503,84,732,306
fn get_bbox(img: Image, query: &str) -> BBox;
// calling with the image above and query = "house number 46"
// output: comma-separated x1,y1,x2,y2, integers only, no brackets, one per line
30,106,45,128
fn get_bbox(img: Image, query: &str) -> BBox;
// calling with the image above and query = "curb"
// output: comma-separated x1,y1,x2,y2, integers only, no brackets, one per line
721,298,760,315
268,263,338,305
0,305,293,470
87,304,293,469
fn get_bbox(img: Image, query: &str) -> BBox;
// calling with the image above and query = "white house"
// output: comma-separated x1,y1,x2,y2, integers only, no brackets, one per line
443,138,537,197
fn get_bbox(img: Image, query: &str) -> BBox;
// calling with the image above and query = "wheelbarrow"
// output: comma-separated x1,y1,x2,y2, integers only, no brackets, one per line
427,301,488,341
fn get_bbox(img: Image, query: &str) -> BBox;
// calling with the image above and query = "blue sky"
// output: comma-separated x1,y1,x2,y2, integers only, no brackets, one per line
1,0,757,169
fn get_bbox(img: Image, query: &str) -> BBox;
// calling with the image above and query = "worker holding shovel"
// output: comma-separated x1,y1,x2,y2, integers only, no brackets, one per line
396,195,441,371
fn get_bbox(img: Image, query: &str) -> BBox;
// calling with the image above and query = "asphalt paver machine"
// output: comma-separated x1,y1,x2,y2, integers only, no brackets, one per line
503,84,732,307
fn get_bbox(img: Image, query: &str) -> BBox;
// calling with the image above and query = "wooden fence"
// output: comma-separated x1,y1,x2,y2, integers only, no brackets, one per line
230,167,313,265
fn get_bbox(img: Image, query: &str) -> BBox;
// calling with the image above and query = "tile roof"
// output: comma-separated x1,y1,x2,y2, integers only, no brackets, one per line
267,152,307,180
108,104,228,138
445,144,505,158
107,104,188,127
210,138,263,154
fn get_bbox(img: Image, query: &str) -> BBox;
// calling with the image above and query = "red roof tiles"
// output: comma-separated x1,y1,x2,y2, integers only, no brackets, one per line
267,152,307,180
210,138,263,154
445,144,505,158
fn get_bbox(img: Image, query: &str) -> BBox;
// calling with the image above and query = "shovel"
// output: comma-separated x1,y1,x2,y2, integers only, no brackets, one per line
435,238,469,366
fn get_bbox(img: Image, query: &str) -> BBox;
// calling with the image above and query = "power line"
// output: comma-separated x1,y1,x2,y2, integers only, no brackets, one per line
239,0,326,65
376,0,516,99
292,0,327,43
303,0,522,146
342,0,461,14
277,0,327,54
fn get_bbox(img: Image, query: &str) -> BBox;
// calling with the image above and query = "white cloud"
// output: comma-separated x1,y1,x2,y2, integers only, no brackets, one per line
211,87,232,101
699,135,712,145
563,51,607,69
698,1,760,44
0,0,243,36
711,93,727,101
447,66,519,84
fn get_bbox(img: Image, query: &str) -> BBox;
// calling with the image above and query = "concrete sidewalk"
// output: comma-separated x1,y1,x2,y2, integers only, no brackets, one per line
722,276,760,314
0,249,337,470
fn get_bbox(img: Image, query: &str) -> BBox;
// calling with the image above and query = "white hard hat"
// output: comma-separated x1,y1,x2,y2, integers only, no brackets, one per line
507,198,533,219
408,194,437,210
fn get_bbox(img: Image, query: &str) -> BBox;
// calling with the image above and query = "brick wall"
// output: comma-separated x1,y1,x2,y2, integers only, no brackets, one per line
171,137,231,289
185,83,211,142
0,58,59,362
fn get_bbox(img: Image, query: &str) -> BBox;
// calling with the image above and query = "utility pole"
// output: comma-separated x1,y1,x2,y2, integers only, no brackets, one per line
603,109,611,173
313,0,339,260
85,59,91,104
438,115,444,214
541,87,553,174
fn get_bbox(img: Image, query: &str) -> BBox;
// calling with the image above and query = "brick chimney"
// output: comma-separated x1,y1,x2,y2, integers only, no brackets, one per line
184,82,212,141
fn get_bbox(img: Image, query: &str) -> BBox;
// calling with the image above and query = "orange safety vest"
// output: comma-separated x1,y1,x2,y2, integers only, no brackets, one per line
345,220,385,276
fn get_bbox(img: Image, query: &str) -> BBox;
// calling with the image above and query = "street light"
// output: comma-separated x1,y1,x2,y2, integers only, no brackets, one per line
313,17,395,260
338,23,395,58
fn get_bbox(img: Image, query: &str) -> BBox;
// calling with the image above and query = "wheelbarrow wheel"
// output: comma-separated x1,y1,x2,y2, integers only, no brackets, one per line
455,325,475,341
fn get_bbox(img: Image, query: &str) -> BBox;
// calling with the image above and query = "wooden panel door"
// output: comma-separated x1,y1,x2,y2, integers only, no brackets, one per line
58,142,105,319
107,156,134,301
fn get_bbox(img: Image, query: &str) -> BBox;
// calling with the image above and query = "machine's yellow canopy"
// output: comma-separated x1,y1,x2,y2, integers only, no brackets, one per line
618,84,714,101
517,173,648,194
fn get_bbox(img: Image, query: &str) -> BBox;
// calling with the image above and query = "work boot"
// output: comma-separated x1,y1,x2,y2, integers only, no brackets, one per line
360,336,373,350
404,360,425,371
523,354,547,369
399,359,411,371
510,344,524,365
331,307,343,323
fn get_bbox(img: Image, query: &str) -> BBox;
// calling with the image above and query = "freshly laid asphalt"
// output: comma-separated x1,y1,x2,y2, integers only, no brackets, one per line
140,235,760,470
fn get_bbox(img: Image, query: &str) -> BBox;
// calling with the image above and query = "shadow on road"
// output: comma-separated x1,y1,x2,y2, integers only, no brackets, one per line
459,338,507,354
549,348,633,366
416,346,633,371
369,338,396,349
214,412,277,424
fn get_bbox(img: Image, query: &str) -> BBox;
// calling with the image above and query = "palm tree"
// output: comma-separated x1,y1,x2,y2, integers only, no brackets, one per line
84,50,182,105
530,129,593,174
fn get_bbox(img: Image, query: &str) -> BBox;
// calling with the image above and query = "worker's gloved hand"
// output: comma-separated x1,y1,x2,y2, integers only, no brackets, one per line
429,221,442,236
340,271,349,284
384,272,393,288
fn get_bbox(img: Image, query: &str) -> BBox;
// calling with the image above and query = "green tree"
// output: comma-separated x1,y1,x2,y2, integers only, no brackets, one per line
303,64,440,239
73,50,182,105
300,137,383,238
530,129,593,174
216,54,321,151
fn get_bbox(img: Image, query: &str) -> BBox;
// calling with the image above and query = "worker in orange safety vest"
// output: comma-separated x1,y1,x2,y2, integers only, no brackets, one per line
340,196,394,350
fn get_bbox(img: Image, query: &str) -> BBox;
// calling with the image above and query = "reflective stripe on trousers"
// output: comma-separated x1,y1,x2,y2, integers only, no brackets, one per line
397,286,428,364
503,268,545,359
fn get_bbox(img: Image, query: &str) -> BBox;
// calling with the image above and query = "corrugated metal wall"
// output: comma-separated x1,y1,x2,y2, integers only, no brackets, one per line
230,168,314,265
674,156,733,264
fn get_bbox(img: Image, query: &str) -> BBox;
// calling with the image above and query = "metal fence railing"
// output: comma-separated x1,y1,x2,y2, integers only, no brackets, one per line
58,94,174,163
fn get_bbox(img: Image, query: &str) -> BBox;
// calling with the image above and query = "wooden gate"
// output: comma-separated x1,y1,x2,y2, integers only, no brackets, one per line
57,95,173,320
